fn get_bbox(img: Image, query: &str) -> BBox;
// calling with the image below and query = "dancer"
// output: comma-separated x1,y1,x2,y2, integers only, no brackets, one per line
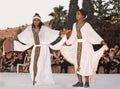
58,9,108,88
14,13,62,86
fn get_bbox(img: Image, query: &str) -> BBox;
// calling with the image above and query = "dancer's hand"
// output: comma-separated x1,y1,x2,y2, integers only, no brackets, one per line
101,41,107,45
63,42,72,46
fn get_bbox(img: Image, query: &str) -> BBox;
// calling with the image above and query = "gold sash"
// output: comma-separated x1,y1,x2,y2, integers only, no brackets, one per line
32,28,40,81
76,24,82,68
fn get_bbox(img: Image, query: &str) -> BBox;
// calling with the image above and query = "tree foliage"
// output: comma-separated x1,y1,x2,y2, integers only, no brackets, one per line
49,5,67,30
83,0,95,22
66,0,79,29
82,0,120,47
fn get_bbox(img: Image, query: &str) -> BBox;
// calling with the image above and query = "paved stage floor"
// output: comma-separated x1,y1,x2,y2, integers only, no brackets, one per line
0,73,120,89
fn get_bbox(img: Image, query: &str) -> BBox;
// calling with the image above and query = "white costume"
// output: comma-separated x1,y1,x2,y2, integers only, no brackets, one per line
52,22,108,82
14,25,60,85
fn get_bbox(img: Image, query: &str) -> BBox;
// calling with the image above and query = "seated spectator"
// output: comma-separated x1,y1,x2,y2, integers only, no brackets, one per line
59,54,72,73
52,50,72,73
52,50,61,65
2,52,14,72
12,52,25,72
114,43,120,54
23,49,31,73
0,50,4,71
97,50,111,74
97,43,120,74
107,44,120,73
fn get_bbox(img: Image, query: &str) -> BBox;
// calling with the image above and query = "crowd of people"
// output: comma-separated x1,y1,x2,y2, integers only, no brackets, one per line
0,49,31,72
0,48,73,73
51,50,73,73
97,43,120,74
0,44,120,74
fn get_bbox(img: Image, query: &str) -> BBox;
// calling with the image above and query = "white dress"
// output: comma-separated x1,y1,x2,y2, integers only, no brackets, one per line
51,22,108,82
14,25,60,85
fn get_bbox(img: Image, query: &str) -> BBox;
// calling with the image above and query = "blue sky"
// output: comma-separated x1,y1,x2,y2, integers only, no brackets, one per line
0,0,83,30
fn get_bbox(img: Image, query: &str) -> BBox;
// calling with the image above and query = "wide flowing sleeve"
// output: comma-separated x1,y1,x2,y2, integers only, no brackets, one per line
50,34,77,68
81,22,103,44
41,26,67,50
17,25,34,45
14,25,34,51
50,35,67,50
14,40,33,51
42,26,60,44
49,23,77,67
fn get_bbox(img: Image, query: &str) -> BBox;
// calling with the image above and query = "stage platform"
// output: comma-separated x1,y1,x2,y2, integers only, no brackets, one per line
0,73,120,89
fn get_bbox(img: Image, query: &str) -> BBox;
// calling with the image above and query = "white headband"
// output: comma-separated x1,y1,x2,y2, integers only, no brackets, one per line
33,16,41,20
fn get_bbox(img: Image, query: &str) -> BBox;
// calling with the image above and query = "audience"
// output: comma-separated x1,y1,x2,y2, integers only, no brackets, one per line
0,44,120,74
97,43,120,74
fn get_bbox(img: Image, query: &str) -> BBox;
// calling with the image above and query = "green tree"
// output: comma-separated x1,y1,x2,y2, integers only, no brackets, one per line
109,0,119,17
66,0,79,29
82,0,94,22
93,0,113,19
82,0,120,47
49,5,67,30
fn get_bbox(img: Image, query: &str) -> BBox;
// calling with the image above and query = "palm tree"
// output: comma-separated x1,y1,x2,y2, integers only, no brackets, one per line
49,5,67,30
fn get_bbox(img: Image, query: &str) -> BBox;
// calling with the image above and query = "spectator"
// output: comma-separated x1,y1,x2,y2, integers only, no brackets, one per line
12,52,25,72
23,49,32,73
2,52,14,72
0,50,4,71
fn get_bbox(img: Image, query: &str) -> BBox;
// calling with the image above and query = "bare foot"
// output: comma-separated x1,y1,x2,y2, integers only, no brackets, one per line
33,81,36,85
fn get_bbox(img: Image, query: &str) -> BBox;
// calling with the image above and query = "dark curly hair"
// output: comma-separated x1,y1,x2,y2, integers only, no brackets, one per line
77,9,87,19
